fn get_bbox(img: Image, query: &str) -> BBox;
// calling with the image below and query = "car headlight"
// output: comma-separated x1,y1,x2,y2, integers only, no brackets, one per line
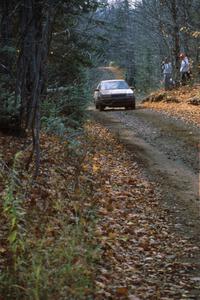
100,93,110,98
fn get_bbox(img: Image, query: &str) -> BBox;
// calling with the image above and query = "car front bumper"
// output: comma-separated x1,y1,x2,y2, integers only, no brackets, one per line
96,96,135,107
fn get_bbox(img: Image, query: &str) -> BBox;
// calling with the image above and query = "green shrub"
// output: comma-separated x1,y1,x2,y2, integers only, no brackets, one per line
41,81,91,135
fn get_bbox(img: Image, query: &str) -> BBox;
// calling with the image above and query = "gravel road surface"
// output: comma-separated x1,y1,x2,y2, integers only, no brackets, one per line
89,106,200,242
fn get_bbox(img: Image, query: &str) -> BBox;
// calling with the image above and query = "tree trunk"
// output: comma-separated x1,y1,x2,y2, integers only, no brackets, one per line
15,0,55,176
0,0,12,47
171,0,180,82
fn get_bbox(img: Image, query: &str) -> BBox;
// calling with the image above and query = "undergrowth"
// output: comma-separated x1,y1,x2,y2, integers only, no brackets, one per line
0,129,99,300
41,84,91,136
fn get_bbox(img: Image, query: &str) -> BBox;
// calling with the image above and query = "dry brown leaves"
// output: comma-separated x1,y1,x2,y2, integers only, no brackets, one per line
142,85,200,127
0,122,200,299
85,124,200,299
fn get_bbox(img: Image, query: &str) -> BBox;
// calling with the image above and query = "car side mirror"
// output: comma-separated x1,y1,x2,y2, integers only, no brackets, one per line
130,86,135,90
95,88,99,92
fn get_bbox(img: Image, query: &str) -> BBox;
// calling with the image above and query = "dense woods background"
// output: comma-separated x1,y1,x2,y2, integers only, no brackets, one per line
0,0,199,148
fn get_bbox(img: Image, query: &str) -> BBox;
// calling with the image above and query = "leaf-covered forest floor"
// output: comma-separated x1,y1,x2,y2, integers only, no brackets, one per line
142,84,200,127
1,111,200,299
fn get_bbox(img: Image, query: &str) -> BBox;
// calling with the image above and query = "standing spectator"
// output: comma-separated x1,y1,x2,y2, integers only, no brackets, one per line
162,57,172,90
180,53,190,85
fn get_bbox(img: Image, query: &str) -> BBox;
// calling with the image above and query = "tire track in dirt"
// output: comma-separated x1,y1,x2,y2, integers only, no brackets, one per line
88,107,200,243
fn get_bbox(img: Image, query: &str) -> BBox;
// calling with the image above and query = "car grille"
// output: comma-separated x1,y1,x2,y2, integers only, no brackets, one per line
111,94,126,98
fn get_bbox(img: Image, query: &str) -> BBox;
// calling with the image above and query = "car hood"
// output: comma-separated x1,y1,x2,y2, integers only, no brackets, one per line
100,89,133,95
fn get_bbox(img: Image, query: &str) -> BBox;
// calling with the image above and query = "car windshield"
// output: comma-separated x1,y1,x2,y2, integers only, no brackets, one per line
101,81,129,90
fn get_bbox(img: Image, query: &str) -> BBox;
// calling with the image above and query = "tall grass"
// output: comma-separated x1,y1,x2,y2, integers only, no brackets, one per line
0,136,99,300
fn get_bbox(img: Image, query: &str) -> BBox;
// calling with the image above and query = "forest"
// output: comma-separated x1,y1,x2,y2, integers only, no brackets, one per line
0,0,200,299
0,0,199,160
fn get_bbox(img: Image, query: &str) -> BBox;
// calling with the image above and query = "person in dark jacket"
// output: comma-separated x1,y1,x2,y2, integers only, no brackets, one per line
180,53,190,85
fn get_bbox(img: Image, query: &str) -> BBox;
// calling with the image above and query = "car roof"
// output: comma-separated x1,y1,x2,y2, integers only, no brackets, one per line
100,79,125,83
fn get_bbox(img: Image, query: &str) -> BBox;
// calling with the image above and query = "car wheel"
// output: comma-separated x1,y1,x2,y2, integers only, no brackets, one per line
95,104,99,109
99,105,105,111
130,102,136,110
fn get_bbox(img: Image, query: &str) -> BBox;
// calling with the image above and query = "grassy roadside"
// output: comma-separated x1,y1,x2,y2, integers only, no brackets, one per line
0,127,101,299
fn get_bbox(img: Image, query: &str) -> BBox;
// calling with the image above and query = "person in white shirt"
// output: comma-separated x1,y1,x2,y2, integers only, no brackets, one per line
162,57,172,90
180,53,190,85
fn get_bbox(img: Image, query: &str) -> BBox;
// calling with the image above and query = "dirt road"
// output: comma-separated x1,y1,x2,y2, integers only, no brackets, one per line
89,67,200,297
89,105,200,244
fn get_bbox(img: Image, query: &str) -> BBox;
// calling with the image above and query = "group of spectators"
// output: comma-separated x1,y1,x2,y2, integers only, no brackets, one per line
161,53,191,90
